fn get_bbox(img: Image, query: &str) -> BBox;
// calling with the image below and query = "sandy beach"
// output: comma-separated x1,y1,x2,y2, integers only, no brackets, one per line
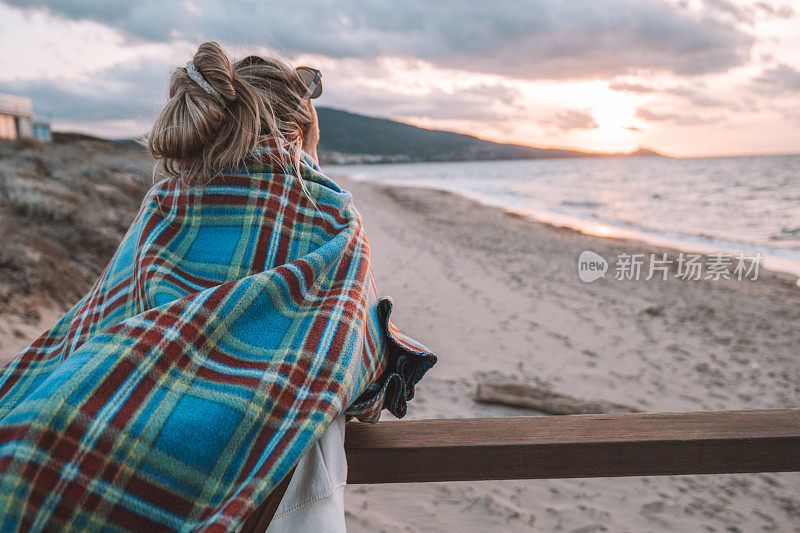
330,173,800,532
1,163,798,532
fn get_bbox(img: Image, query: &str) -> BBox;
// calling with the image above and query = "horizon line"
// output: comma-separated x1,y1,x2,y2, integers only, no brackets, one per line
49,104,800,160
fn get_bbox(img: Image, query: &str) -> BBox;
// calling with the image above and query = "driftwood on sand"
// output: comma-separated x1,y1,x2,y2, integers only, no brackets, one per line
475,382,641,415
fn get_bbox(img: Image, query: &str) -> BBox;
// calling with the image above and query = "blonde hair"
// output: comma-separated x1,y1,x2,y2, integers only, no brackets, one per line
148,41,316,186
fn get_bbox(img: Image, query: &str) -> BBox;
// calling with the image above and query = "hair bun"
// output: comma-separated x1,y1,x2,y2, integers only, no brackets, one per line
149,41,315,184
190,41,237,102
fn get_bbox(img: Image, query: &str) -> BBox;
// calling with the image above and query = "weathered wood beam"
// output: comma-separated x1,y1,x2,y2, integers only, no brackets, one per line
344,409,800,484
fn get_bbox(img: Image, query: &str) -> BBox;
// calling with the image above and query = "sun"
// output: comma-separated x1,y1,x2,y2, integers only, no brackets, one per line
515,79,645,152
585,88,639,146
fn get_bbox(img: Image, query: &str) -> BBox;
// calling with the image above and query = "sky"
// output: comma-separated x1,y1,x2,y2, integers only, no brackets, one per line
1,0,799,157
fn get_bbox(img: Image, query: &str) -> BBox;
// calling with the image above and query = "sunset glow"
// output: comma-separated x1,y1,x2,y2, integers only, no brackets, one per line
1,0,799,156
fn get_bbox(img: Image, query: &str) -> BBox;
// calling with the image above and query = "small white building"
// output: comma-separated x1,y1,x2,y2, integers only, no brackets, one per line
0,93,50,142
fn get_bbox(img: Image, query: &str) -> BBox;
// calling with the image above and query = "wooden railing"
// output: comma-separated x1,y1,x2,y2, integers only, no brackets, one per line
243,408,800,530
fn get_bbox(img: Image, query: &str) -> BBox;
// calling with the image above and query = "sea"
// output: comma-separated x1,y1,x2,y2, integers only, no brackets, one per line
332,154,800,276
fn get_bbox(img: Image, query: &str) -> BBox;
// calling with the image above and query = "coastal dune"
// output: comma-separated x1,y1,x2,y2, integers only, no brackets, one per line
334,173,800,532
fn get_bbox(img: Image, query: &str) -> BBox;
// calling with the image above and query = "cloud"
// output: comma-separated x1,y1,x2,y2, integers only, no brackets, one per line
610,79,745,109
387,84,525,121
5,0,755,80
664,86,731,107
753,2,796,19
608,81,656,93
753,63,800,94
0,58,168,122
0,79,144,121
323,81,524,123
636,107,723,125
4,0,797,156
546,109,599,131
703,0,751,22
0,47,522,129
702,0,796,23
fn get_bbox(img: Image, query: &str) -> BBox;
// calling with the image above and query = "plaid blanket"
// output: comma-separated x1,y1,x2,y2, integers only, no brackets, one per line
0,136,436,532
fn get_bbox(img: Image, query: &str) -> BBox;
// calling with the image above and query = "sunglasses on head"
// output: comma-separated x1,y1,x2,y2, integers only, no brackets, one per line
238,56,323,103
295,66,322,101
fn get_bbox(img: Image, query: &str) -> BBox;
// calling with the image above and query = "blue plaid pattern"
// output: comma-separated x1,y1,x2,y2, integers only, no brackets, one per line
0,136,436,532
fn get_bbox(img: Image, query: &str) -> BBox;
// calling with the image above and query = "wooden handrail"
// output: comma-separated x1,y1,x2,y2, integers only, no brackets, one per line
344,408,800,484
243,408,798,531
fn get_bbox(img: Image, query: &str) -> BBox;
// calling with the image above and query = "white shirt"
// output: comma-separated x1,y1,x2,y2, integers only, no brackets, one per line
265,414,348,532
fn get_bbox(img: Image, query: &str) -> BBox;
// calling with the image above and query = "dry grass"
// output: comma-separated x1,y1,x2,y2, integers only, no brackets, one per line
0,138,152,314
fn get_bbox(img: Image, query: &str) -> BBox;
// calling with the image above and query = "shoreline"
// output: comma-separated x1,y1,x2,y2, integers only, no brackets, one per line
506,205,800,280
336,169,800,280
334,171,800,285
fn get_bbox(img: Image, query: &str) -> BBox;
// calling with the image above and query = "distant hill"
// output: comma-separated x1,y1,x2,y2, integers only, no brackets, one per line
317,107,662,163
52,131,144,151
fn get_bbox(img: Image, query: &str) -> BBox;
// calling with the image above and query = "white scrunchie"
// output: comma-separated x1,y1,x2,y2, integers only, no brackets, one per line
185,60,224,101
